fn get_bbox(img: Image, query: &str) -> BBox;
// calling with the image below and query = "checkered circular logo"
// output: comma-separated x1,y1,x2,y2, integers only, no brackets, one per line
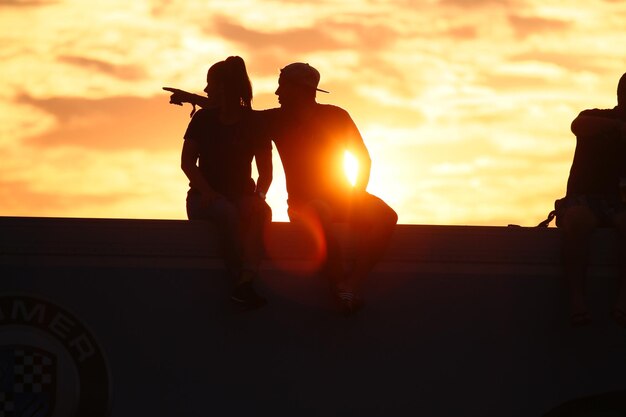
0,294,110,417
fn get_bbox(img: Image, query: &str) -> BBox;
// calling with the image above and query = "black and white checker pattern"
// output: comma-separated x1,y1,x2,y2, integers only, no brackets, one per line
12,349,53,395
0,349,54,416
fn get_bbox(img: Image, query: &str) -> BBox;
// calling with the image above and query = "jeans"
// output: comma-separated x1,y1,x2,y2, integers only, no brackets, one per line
187,192,271,279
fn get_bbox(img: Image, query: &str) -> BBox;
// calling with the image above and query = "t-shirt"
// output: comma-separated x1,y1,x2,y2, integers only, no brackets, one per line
262,104,365,208
184,108,271,199
567,106,626,197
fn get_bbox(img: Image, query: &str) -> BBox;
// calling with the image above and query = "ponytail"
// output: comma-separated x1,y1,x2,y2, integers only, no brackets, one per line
223,56,253,108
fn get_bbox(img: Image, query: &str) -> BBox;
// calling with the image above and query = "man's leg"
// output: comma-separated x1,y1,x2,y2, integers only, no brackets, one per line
343,193,398,294
293,200,344,288
611,210,626,327
561,204,597,325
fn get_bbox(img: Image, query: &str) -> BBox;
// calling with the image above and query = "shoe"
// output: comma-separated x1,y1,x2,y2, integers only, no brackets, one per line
231,282,267,309
570,311,592,327
611,307,626,329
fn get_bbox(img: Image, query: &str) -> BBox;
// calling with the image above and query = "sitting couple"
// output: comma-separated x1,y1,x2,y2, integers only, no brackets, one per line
166,56,398,315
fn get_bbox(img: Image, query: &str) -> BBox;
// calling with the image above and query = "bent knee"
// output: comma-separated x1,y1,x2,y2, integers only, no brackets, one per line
389,205,399,223
385,206,399,226
366,197,398,227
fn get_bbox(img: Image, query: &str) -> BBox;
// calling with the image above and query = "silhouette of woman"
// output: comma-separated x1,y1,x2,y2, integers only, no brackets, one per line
178,56,272,308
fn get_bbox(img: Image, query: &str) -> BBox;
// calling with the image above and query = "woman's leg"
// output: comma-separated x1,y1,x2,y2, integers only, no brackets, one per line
236,195,272,284
187,193,243,279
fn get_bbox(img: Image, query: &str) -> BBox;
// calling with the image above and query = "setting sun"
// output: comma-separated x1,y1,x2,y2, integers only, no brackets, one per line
344,150,358,187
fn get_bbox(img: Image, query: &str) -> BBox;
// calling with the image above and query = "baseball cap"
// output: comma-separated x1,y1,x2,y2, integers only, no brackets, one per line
279,62,330,93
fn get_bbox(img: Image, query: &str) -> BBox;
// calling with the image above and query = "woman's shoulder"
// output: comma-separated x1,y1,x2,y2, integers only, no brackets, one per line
188,107,219,126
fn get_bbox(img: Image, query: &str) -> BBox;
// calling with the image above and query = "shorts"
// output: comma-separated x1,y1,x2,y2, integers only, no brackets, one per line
287,192,396,226
186,191,271,224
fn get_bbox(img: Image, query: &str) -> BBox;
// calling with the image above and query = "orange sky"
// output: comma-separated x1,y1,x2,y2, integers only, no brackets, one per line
1,0,625,225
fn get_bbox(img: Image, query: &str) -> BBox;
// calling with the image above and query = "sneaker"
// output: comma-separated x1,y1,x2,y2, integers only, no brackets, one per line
231,282,267,309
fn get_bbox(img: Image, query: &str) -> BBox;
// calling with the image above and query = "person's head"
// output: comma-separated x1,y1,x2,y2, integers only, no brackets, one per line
275,62,329,109
618,72,626,106
204,56,253,108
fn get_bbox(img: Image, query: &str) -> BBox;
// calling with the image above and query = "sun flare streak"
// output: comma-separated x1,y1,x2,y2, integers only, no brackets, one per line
344,150,358,187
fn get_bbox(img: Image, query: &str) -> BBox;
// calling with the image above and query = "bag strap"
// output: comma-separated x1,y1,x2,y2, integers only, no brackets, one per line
537,210,556,227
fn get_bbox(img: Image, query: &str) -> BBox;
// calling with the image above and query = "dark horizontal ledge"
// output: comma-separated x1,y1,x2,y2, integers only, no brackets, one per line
0,216,619,274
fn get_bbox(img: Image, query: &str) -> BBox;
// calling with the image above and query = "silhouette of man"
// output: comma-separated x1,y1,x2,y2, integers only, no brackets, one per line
560,72,626,327
263,63,398,314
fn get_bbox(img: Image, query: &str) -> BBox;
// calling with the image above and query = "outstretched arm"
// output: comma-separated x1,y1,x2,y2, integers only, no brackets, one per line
163,87,212,109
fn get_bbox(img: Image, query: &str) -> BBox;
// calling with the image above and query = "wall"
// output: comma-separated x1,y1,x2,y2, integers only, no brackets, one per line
1,217,625,417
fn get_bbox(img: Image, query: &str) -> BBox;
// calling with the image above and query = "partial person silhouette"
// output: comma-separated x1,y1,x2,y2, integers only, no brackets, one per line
262,63,398,315
558,72,626,327
167,56,272,309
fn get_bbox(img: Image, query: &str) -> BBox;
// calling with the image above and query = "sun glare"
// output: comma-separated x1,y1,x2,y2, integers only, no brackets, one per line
344,150,358,187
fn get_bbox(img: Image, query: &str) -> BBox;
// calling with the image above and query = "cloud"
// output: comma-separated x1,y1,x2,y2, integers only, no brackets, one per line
344,96,427,129
17,94,191,151
443,25,479,40
508,51,613,74
477,72,559,92
212,14,397,55
58,55,146,81
438,0,518,8
507,14,571,39
0,0,55,7
0,144,188,219
0,179,131,215
212,15,342,53
324,20,398,50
